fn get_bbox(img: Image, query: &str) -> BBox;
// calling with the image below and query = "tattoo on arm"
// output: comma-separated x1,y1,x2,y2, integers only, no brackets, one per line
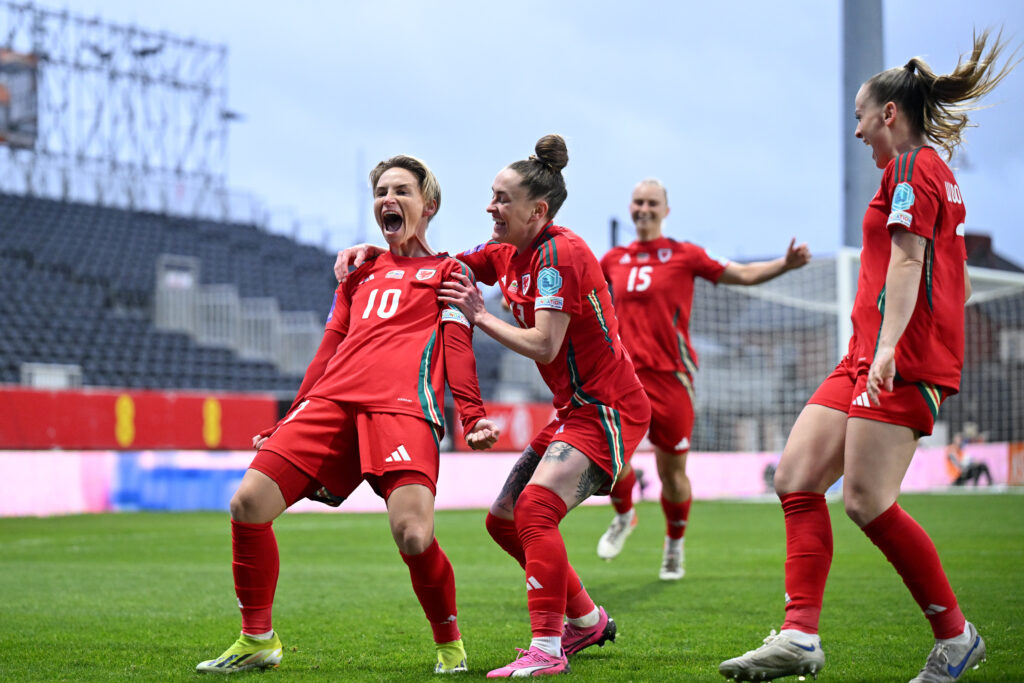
494,446,541,513
918,236,927,246
574,462,609,507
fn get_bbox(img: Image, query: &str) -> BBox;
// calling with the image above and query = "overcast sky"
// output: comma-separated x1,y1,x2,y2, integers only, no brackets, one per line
58,0,1024,265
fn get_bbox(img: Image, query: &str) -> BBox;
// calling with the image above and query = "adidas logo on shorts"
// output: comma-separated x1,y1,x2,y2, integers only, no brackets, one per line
385,445,412,463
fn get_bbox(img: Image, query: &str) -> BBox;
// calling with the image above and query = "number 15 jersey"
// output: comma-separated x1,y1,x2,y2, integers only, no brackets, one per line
601,237,728,375
309,252,474,430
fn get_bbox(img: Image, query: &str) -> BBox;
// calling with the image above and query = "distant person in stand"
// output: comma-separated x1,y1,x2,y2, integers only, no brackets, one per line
946,433,992,487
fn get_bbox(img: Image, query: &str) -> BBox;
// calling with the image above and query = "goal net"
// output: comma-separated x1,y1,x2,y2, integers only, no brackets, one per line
688,249,1024,452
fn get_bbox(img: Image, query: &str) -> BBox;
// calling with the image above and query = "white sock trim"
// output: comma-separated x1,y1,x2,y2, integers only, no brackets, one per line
779,628,819,646
566,606,600,628
530,636,562,657
938,622,972,646
242,629,275,641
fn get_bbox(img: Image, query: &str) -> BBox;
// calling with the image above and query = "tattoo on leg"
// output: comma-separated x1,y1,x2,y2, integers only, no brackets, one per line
574,462,609,507
495,446,541,513
541,442,574,463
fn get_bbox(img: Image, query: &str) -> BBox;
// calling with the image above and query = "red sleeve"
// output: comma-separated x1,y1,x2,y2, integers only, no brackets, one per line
457,241,503,286
685,243,729,284
533,238,583,316
442,319,486,434
258,328,344,437
325,280,352,336
885,150,941,240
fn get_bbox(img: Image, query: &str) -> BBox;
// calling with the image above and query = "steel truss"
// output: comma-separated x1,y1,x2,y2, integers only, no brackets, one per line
0,1,234,219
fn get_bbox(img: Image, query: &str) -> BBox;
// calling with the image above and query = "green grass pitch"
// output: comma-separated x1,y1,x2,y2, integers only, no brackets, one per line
1,493,1021,681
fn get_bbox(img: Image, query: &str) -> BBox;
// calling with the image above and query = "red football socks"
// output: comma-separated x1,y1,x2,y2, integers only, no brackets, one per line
231,519,279,635
400,538,461,643
779,492,832,634
486,511,526,567
660,495,691,540
515,484,570,638
486,511,595,620
862,502,965,639
609,468,636,514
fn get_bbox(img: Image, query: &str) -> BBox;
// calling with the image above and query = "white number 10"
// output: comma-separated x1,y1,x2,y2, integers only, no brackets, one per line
361,288,402,319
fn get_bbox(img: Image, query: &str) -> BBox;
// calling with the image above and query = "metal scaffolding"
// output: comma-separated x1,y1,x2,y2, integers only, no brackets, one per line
0,1,235,219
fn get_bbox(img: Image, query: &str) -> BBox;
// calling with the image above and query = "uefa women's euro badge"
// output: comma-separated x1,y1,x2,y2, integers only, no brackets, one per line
889,182,916,228
537,267,563,296
536,267,565,311
892,182,915,211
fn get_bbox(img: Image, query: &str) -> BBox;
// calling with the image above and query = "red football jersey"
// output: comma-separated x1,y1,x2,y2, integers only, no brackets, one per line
459,223,642,414
309,252,475,429
601,237,728,375
849,146,967,391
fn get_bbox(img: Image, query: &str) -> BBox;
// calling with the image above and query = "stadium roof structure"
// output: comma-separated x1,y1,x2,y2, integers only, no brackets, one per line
965,233,1024,273
0,1,235,222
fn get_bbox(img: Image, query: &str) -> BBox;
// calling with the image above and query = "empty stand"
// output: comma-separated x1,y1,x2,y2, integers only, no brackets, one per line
0,193,336,396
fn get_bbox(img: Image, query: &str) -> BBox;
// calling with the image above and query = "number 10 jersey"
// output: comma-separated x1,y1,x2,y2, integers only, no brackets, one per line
308,251,474,431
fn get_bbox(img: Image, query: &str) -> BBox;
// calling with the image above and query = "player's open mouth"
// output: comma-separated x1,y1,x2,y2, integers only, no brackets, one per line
382,211,403,233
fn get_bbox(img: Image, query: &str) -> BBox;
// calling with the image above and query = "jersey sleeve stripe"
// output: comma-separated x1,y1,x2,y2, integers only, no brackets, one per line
586,289,614,347
539,237,559,268
896,147,922,183
458,259,476,283
566,342,601,408
417,330,444,430
924,240,934,309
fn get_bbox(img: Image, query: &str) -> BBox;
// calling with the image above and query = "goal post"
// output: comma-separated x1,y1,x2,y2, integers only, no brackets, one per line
687,252,1024,452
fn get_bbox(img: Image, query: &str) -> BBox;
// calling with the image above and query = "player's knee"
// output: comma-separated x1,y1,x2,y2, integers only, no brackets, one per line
485,510,512,542
229,487,265,523
391,517,433,555
842,485,885,528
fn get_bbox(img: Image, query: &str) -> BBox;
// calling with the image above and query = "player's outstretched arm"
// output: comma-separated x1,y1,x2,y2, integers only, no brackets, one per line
718,237,811,286
334,243,385,282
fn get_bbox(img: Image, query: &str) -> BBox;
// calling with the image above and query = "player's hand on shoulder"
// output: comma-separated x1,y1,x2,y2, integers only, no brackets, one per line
439,271,487,323
465,418,501,450
785,237,812,270
334,243,384,282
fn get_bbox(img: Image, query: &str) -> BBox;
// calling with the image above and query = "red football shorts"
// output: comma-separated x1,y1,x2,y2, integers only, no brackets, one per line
807,355,948,436
636,367,695,453
256,397,441,501
529,387,651,489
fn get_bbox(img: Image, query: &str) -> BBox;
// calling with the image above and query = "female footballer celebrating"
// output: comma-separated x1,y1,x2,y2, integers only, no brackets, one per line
719,30,1018,683
197,155,498,675
439,134,651,677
